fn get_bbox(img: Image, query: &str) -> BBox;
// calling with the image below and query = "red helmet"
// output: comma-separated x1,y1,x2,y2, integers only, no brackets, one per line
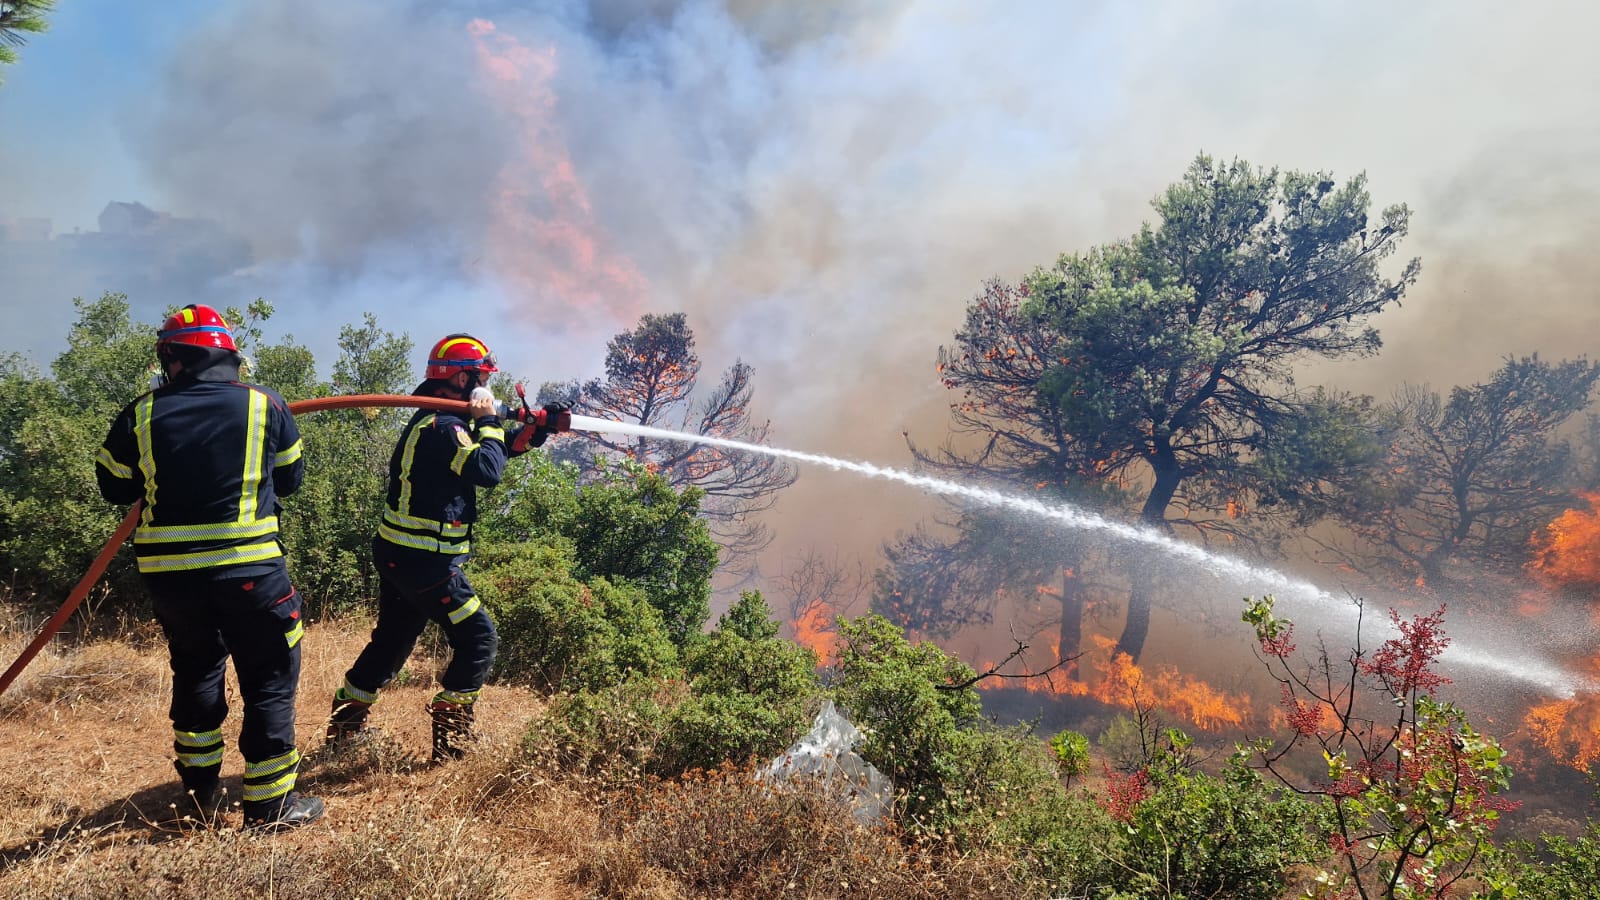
426,333,498,380
156,304,237,352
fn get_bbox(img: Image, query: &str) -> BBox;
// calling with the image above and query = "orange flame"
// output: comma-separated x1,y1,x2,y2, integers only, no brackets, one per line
467,19,648,323
1524,694,1600,771
1529,492,1600,589
791,601,838,667
977,634,1251,731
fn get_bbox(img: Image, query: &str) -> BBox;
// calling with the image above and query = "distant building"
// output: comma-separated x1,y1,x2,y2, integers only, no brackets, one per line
97,201,161,236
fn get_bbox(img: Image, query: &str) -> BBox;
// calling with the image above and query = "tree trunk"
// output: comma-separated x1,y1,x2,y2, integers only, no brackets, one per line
1057,560,1085,680
1116,448,1181,662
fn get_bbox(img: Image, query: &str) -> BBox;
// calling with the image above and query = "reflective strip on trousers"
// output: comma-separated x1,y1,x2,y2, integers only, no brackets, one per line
338,679,378,704
447,595,482,625
173,727,224,769
242,748,300,803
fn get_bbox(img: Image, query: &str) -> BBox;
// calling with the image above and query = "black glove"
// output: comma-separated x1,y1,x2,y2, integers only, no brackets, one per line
540,402,573,434
508,423,545,455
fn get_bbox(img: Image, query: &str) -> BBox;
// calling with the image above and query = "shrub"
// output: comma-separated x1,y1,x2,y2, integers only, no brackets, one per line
1110,740,1328,900
524,676,689,786
662,591,822,772
1241,595,1518,898
832,614,981,824
607,762,1038,899
476,542,679,692
1475,821,1600,898
1050,730,1092,785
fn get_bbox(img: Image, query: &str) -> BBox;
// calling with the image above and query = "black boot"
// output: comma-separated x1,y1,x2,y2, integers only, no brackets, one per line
326,689,374,747
242,792,326,832
429,699,476,762
173,760,224,817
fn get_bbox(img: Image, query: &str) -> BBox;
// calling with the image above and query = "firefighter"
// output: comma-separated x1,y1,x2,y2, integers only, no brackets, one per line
95,304,324,830
326,333,571,761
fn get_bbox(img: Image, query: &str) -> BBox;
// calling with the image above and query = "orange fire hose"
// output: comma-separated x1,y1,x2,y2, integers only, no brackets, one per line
0,393,470,695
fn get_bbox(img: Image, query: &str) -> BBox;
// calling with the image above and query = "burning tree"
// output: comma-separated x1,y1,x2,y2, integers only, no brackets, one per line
556,313,797,576
1325,354,1600,589
880,278,1125,666
896,155,1415,663
1020,157,1417,661
770,547,867,665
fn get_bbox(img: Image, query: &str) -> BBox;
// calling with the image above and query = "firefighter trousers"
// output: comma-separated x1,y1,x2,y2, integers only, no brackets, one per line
147,563,305,768
343,538,498,700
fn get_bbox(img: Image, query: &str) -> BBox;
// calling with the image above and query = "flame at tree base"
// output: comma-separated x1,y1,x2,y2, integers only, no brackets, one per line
984,635,1254,733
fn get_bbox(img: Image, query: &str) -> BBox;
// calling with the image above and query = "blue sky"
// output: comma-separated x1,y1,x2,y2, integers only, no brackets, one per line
0,0,221,229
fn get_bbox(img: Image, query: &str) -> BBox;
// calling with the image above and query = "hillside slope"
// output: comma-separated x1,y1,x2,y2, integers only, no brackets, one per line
0,618,607,899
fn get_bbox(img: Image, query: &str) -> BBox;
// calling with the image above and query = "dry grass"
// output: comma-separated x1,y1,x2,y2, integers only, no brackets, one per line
0,617,1041,900
0,616,577,900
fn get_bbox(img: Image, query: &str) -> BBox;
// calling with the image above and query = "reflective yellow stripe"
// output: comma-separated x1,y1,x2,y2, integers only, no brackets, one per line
135,518,279,543
340,679,378,704
284,618,304,649
449,442,472,475
433,688,478,705
95,446,134,479
133,395,157,528
242,772,296,802
274,439,302,467
382,508,468,537
174,728,223,748
436,337,485,357
137,542,283,573
239,390,267,522
377,523,470,555
476,424,505,444
447,595,482,625
177,749,224,767
395,415,433,514
245,749,299,778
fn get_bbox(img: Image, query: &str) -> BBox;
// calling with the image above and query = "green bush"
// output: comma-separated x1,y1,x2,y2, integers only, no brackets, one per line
663,591,821,772
482,454,719,650
1108,746,1327,900
524,676,690,786
1050,730,1092,784
1475,822,1600,899
475,542,679,693
832,613,982,825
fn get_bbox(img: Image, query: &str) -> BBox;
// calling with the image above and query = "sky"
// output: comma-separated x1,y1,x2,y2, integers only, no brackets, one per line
4,0,1599,639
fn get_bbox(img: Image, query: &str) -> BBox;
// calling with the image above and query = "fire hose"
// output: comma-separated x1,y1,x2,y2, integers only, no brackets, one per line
0,393,478,696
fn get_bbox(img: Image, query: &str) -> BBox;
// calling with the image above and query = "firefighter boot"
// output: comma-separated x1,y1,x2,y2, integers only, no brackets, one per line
429,698,476,762
173,760,224,818
325,688,375,748
242,792,326,832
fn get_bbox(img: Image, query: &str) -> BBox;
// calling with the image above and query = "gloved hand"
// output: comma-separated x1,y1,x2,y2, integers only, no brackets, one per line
508,423,546,455
468,386,498,421
540,401,573,434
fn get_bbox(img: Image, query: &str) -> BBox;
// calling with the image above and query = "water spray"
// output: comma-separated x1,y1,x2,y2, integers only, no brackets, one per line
573,415,1594,699
4,401,1586,700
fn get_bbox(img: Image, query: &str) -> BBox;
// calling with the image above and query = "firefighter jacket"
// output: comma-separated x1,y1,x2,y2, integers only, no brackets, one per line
376,406,507,556
95,367,304,577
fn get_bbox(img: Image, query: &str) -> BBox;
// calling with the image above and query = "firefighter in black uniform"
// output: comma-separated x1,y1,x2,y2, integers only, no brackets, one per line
95,304,324,830
326,333,570,760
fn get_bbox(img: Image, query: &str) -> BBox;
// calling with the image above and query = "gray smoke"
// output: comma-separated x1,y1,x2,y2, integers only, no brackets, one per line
4,0,1598,609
